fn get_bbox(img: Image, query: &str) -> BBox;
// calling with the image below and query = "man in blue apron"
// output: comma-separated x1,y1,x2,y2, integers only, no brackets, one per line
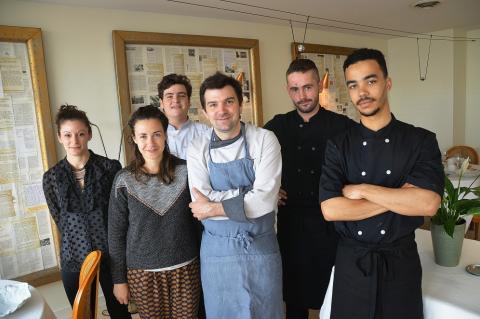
186,72,284,319
319,48,444,319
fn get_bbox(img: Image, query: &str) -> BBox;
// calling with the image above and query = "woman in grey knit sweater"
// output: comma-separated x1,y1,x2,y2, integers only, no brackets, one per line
108,105,200,319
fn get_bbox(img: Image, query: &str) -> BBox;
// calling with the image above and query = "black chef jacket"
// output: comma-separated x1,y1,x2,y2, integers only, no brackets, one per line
264,107,353,308
318,115,444,319
319,115,444,243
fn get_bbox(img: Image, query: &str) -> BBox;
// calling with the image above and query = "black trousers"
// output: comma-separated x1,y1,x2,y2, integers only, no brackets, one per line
285,303,309,319
277,208,338,309
61,264,131,319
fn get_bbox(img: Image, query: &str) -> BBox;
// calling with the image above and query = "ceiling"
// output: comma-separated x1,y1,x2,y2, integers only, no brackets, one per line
24,0,480,39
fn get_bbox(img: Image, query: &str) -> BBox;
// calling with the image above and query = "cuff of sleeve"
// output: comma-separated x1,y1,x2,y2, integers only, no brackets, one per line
406,177,444,196
222,193,250,223
112,272,128,285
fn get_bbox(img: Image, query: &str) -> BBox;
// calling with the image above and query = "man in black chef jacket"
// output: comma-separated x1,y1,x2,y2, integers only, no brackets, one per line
319,48,444,319
264,58,353,319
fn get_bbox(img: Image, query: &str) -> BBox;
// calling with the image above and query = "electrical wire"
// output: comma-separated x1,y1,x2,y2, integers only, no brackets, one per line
166,0,478,42
213,0,478,40
91,123,108,157
117,125,128,162
417,35,433,81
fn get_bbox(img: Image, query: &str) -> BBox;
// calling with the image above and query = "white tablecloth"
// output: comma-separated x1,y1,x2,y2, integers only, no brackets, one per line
3,285,55,319
417,229,480,319
320,229,480,319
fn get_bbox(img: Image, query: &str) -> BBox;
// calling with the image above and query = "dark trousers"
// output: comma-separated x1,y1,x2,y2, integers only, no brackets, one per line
286,303,309,319
61,265,131,319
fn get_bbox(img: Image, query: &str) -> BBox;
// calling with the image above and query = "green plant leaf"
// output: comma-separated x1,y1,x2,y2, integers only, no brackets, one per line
472,186,480,197
444,176,455,200
453,199,480,213
466,207,480,216
443,219,455,237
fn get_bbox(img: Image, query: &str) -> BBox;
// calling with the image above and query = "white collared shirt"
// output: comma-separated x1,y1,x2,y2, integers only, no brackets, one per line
167,120,209,159
186,123,282,220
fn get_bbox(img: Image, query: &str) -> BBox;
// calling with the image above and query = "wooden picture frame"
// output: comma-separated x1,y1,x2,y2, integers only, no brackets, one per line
291,42,359,121
0,25,60,286
113,30,263,162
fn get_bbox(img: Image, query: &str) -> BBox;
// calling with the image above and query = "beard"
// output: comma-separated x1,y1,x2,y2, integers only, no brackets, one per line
356,97,380,117
294,97,319,114
359,107,380,117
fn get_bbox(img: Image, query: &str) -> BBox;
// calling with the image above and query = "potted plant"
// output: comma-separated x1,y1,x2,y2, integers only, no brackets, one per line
430,158,480,266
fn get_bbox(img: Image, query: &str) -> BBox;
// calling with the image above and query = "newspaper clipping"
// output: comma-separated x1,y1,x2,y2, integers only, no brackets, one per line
300,52,359,121
0,42,57,279
126,44,254,125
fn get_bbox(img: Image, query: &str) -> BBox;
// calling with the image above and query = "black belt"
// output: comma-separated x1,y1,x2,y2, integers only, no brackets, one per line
339,234,416,319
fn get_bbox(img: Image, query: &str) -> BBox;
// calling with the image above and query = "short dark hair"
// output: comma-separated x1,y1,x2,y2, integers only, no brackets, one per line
55,104,92,135
286,58,320,81
199,72,243,109
127,105,176,184
343,48,388,77
157,73,192,99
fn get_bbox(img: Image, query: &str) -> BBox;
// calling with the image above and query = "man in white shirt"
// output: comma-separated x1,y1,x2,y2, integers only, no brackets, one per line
158,73,208,159
186,72,283,319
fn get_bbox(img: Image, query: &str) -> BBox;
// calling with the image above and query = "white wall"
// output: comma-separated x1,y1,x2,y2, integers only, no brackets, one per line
387,30,455,151
388,28,480,153
465,28,480,150
1,0,387,163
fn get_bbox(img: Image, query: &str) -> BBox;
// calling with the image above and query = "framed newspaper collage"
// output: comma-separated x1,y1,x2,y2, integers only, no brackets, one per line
112,30,263,162
292,42,359,121
0,25,60,285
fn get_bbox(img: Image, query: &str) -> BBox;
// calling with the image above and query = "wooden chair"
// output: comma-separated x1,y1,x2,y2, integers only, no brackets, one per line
72,250,102,319
446,145,479,164
472,215,480,240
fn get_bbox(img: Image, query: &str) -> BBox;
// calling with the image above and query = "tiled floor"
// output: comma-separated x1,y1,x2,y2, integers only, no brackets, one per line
37,223,477,319
38,280,320,318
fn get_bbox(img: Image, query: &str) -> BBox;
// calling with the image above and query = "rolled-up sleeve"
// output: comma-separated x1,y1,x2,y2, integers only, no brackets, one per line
405,132,444,196
319,139,347,203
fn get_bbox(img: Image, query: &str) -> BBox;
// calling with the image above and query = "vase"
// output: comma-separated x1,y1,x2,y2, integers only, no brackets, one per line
430,220,466,267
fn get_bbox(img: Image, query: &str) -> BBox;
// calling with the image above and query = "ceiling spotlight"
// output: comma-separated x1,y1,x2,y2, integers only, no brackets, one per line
411,0,442,9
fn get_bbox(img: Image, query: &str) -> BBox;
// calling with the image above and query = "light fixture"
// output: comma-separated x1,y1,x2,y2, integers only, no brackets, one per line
236,71,244,84
321,70,329,89
411,0,442,9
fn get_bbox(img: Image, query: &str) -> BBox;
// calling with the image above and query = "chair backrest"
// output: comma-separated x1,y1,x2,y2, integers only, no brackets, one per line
72,250,102,319
446,145,479,165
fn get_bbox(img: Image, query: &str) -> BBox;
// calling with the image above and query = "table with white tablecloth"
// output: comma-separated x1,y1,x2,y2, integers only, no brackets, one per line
320,229,480,319
3,284,55,319
417,229,480,319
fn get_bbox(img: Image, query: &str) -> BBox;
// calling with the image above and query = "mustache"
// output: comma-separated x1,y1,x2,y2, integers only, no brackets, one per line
356,97,375,105
296,99,313,104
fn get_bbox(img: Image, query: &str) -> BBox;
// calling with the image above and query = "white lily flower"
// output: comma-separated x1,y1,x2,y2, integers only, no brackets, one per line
459,157,470,176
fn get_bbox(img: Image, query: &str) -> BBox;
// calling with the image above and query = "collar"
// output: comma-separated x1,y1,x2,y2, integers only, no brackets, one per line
292,106,324,124
167,119,192,132
58,150,98,174
210,122,244,149
358,114,397,138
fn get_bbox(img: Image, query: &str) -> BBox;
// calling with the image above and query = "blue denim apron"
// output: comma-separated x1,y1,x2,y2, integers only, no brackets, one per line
201,126,283,319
